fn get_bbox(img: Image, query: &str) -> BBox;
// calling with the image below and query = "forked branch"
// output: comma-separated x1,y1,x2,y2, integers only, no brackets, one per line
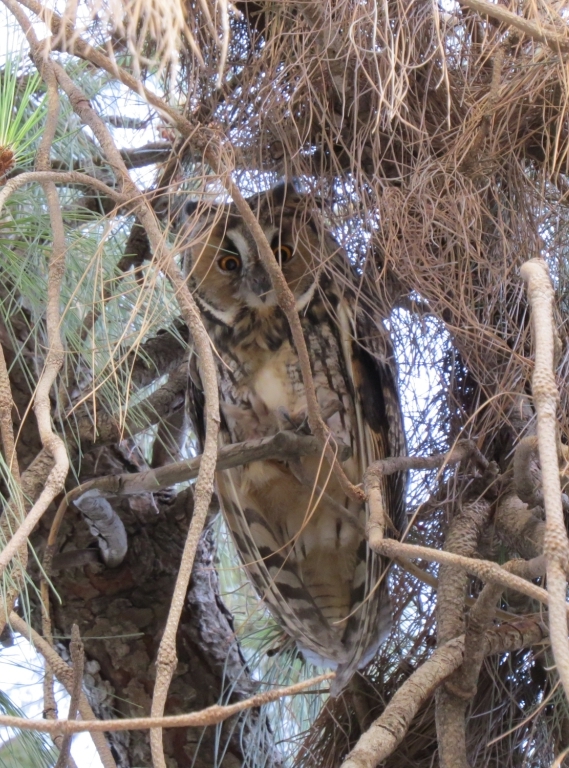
340,618,548,768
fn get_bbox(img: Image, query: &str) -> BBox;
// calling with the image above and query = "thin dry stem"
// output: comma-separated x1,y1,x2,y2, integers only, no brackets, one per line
459,0,569,53
54,624,84,768
374,539,550,609
18,0,196,134
0,171,127,210
0,642,332,734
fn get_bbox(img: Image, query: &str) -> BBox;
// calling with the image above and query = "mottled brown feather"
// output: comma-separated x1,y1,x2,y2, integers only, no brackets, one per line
182,184,407,691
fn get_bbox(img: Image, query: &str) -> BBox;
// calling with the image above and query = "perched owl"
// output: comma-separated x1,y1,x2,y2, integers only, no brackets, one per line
182,183,406,690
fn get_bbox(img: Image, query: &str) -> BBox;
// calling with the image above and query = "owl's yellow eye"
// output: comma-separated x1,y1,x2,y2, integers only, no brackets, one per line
218,253,242,272
273,244,293,264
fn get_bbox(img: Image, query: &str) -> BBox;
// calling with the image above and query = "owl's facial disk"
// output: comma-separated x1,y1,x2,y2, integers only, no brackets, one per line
187,222,318,322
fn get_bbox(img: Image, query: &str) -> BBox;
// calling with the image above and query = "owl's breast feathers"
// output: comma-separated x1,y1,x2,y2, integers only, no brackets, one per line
188,278,406,690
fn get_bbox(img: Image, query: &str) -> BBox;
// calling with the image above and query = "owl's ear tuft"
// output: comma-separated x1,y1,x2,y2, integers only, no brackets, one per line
268,182,302,208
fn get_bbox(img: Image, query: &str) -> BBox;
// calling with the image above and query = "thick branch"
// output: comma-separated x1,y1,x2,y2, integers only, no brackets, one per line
435,499,491,768
76,431,350,498
521,259,569,704
494,491,545,559
459,0,569,53
340,618,548,768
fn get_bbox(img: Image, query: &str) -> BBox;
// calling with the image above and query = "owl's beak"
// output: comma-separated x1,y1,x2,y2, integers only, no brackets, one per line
245,263,273,302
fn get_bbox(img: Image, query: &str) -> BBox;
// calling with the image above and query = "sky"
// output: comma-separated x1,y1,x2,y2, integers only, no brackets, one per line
0,634,103,766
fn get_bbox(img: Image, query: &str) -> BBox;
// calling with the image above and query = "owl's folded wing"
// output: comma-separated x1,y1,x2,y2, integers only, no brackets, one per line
331,295,407,692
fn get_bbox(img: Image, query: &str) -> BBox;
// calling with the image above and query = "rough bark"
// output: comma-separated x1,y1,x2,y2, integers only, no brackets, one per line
29,464,277,767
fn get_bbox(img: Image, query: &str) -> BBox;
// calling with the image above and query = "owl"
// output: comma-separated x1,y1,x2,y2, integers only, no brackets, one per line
182,183,406,691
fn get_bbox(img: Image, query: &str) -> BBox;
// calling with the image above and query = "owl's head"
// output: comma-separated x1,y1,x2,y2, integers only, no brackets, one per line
183,184,335,325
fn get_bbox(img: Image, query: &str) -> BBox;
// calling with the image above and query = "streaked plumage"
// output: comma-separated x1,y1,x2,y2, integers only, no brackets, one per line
183,184,406,689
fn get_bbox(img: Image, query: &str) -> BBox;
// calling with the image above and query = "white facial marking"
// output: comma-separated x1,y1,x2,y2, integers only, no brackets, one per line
226,229,250,260
196,294,238,325
295,280,318,311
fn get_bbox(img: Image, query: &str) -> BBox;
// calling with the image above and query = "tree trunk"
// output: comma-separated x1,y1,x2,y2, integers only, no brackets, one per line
29,464,278,767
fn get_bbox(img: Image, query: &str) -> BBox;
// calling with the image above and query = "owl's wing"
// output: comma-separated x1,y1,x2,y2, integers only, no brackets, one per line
350,298,407,529
331,289,407,691
218,478,349,663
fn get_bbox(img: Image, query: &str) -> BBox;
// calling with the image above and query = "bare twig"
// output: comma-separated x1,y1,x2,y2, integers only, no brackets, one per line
0,638,333,734
54,625,84,768
459,0,569,53
17,0,196,135
365,441,488,543
73,431,350,498
521,259,569,704
374,539,551,609
0,171,127,211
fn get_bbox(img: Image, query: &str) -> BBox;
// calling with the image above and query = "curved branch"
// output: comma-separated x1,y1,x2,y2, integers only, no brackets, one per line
76,431,351,498
0,170,127,211
521,259,569,704
340,618,548,768
373,539,550,608
459,0,569,53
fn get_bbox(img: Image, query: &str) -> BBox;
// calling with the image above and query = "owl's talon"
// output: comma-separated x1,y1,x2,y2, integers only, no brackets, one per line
294,416,311,434
278,407,311,434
